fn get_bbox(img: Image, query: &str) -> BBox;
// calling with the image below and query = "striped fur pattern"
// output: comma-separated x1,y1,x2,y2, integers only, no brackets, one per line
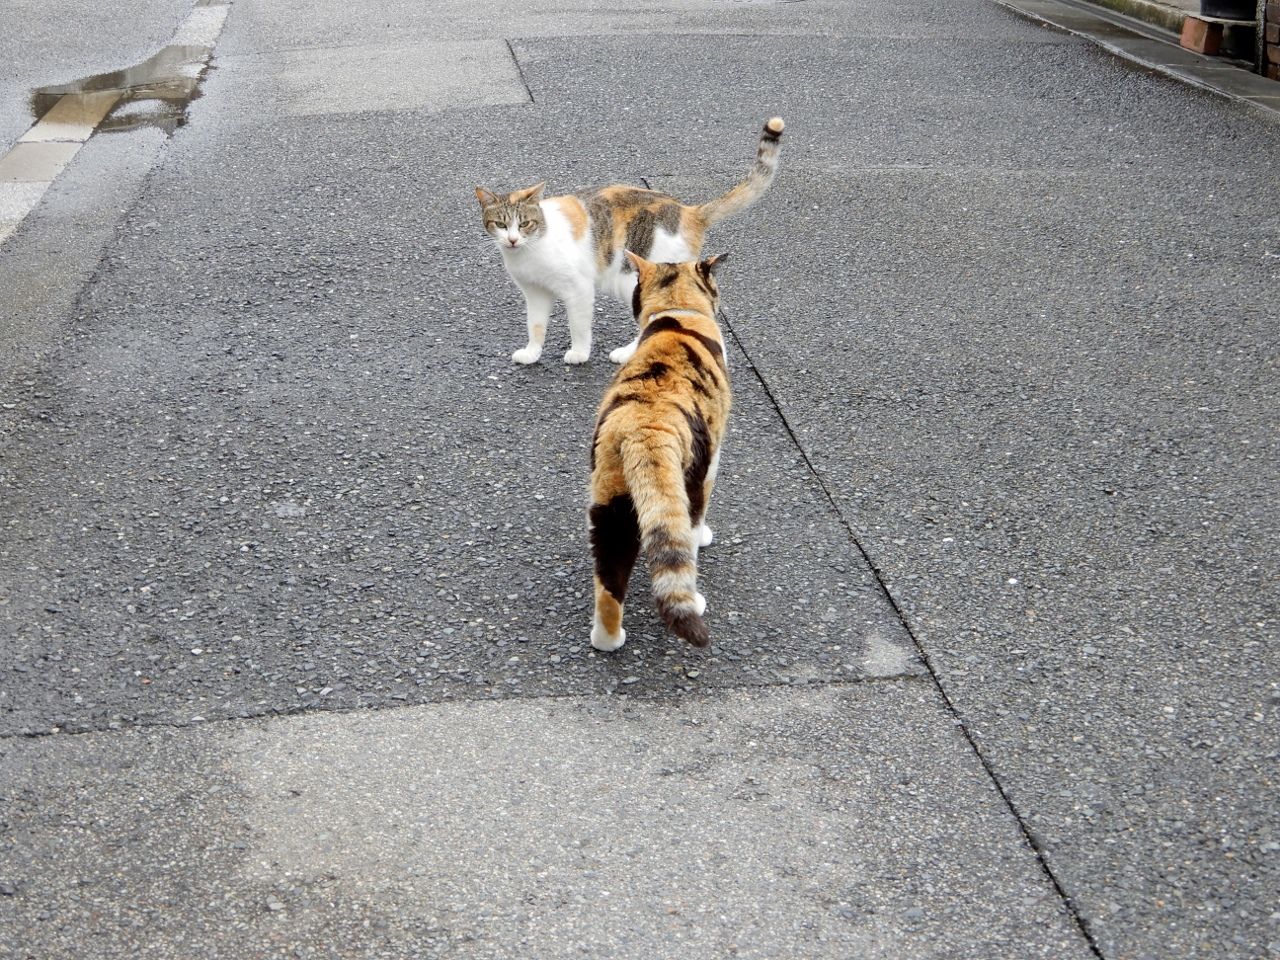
475,117,782,366
587,251,731,651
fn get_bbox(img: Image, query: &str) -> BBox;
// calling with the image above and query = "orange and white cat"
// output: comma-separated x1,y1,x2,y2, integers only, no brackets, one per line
587,251,732,651
475,117,783,365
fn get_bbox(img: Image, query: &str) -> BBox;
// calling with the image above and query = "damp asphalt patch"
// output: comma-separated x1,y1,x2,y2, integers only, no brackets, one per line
221,39,534,118
28,43,219,137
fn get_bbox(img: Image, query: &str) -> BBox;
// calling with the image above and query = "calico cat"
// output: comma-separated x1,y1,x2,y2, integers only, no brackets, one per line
587,251,731,651
475,116,782,365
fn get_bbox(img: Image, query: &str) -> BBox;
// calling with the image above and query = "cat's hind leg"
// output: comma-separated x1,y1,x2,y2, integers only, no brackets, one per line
563,286,594,365
688,446,720,617
513,285,552,365
692,447,721,551
588,493,641,651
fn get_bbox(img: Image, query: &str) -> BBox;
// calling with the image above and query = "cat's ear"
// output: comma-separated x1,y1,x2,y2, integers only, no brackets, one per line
699,253,728,277
510,182,546,203
625,250,655,279
475,186,499,207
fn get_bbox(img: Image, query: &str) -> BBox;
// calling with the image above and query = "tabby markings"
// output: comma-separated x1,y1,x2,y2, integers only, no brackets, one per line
637,315,725,364
681,406,712,524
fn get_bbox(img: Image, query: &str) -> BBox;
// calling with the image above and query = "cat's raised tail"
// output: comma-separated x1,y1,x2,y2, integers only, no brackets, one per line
696,117,785,228
620,431,710,648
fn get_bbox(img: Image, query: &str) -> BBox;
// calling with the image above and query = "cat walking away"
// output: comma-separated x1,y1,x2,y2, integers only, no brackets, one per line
475,117,783,365
587,251,732,651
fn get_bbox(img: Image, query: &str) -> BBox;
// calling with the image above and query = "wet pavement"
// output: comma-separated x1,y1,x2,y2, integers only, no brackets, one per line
28,43,218,136
0,0,192,146
1,0,1278,958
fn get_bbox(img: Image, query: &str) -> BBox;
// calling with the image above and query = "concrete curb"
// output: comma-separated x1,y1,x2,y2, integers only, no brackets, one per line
1083,0,1190,32
995,0,1280,112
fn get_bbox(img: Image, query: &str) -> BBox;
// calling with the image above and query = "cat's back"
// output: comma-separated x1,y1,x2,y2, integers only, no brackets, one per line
596,311,730,447
585,185,675,208
582,185,691,240
573,185,700,280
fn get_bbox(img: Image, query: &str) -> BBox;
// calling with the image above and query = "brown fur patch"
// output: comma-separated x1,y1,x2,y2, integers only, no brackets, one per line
637,315,725,366
679,207,707,252
508,182,545,203
594,577,623,635
589,496,641,607
694,118,784,227
584,193,615,272
577,187,702,272
550,196,588,241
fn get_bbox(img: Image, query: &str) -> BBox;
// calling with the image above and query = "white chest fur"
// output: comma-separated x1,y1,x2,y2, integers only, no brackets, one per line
499,202,594,296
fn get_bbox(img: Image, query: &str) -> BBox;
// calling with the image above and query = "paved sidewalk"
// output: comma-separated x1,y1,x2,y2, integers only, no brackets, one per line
4,687,1092,959
1,1,1277,958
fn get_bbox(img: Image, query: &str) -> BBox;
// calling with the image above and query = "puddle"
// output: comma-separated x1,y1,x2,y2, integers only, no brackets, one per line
28,43,216,136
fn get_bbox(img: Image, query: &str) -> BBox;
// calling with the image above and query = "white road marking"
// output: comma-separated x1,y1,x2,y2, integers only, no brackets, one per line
19,91,121,143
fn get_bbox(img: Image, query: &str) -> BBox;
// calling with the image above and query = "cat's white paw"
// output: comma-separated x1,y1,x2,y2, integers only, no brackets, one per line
693,593,707,616
512,345,542,365
590,624,626,652
609,341,638,364
564,348,591,365
695,524,714,548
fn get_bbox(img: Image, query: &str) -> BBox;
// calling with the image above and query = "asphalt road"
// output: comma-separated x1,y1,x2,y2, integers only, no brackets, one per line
1,0,1277,958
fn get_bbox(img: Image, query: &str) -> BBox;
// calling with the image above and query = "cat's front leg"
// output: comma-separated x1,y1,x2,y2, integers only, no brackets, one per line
513,286,552,365
609,272,640,364
608,337,639,365
563,287,594,365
